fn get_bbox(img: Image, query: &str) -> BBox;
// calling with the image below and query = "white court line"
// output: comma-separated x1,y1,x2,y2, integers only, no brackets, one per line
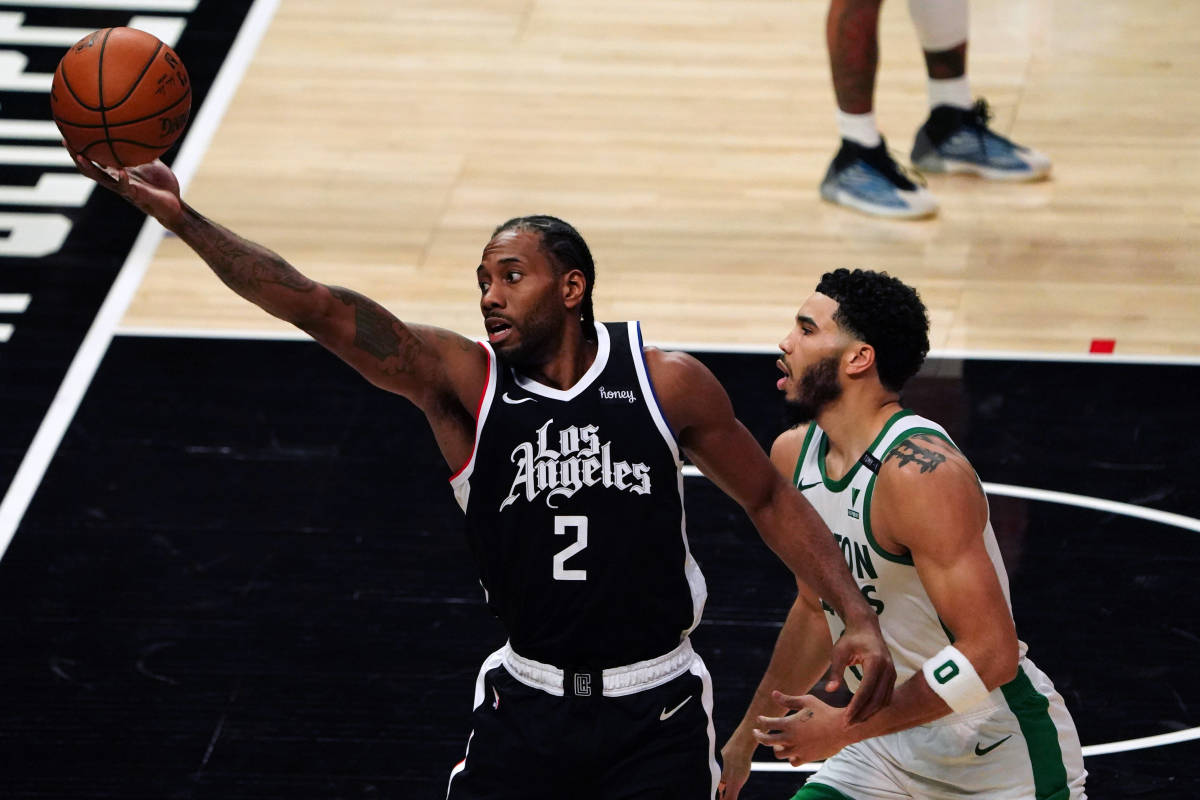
752,726,1200,772
651,341,1200,366
683,465,1200,764
689,466,1200,534
119,324,308,341
0,1,197,9
0,0,281,559
684,465,1200,532
984,482,1200,533
109,326,1200,367
0,119,61,139
0,293,31,313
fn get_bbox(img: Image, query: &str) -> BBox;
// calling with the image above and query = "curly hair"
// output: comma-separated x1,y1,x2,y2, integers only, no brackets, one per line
815,268,929,392
492,215,597,341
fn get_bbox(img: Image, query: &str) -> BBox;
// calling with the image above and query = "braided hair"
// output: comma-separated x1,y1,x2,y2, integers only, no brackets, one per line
492,215,597,341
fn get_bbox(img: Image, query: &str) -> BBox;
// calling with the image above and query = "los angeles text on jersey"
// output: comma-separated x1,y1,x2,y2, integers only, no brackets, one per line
501,418,651,510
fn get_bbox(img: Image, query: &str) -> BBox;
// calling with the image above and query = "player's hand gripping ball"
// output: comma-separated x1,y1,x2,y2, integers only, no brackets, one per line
51,27,191,168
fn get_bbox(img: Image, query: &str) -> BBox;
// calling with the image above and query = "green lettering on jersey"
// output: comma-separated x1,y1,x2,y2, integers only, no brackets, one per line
853,542,878,579
861,584,885,616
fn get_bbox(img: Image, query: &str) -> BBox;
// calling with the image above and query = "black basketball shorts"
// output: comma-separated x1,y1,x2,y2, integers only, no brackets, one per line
446,644,719,800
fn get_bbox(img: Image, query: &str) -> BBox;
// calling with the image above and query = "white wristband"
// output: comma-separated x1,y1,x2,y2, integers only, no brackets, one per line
921,645,991,714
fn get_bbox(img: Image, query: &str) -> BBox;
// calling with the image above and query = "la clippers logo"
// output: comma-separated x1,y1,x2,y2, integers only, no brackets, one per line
500,419,651,510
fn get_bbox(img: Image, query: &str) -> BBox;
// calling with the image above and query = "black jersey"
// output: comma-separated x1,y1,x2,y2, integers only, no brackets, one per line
450,321,706,669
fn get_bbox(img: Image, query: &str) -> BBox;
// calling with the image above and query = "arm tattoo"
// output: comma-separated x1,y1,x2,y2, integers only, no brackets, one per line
181,205,317,297
328,286,418,370
884,435,947,474
434,327,476,353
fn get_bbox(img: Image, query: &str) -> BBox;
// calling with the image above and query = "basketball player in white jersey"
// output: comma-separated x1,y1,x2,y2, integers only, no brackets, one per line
719,269,1086,800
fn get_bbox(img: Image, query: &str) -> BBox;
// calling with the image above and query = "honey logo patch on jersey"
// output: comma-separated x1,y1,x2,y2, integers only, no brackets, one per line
598,386,638,404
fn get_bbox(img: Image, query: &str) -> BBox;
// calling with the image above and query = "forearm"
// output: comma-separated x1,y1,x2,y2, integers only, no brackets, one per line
172,202,324,325
750,483,871,623
729,594,831,746
846,672,950,742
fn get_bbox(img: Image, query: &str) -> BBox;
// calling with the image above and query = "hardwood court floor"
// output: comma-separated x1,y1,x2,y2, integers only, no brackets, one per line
120,0,1200,356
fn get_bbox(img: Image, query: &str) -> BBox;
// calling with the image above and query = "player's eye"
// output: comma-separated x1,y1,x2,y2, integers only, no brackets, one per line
506,271,522,283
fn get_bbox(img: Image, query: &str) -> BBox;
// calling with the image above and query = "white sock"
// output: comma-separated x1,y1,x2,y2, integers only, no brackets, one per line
927,76,972,110
836,110,882,148
908,0,968,51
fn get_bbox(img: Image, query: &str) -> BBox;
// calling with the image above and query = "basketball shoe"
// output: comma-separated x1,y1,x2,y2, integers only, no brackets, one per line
819,138,938,219
911,99,1051,181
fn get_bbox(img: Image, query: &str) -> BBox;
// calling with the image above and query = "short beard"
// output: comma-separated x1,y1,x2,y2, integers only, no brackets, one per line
497,299,563,369
783,354,842,428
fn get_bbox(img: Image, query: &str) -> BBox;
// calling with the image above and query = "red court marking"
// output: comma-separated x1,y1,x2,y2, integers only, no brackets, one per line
1089,339,1116,354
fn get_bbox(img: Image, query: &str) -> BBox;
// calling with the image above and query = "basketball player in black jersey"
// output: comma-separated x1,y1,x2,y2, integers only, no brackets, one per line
68,149,895,799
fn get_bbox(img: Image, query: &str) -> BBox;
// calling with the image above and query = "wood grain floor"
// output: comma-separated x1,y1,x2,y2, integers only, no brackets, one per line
120,0,1200,356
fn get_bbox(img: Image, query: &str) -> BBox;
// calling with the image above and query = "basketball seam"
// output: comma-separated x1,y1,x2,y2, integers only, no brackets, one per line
53,88,191,130
87,136,180,149
58,61,101,113
97,28,116,166
108,41,165,111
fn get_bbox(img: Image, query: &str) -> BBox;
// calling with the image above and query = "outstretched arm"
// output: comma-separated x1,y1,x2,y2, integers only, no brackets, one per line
646,349,894,724
68,152,486,424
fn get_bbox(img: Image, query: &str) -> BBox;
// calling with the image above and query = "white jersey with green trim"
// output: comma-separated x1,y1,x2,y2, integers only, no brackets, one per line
794,409,1028,692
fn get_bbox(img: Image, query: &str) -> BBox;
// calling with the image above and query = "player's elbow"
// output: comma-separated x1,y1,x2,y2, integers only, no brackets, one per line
292,284,350,343
990,649,1020,689
980,630,1021,689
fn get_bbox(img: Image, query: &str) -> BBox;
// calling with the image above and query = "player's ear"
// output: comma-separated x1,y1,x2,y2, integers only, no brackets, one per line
562,268,586,310
845,342,875,377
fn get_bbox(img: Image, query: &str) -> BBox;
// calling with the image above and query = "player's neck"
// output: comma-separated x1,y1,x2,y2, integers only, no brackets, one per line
517,323,598,390
818,393,904,476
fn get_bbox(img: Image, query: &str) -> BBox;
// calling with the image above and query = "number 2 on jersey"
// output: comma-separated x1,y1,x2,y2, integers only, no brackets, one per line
553,515,588,581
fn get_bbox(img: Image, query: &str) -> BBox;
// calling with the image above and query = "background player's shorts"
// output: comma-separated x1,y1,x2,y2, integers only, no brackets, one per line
447,645,720,800
793,658,1086,800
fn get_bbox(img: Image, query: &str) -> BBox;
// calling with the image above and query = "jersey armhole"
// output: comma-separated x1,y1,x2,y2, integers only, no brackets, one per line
629,321,682,464
792,424,817,485
449,341,496,491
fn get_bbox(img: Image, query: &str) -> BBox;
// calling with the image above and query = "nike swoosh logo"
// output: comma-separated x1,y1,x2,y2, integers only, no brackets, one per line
501,392,535,405
659,695,693,721
797,482,821,492
974,735,1012,756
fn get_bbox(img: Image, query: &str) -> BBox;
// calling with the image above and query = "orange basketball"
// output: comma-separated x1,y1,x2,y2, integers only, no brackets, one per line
50,27,191,168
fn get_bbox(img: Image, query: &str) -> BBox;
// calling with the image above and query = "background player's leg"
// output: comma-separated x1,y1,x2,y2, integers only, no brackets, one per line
820,0,937,218
907,0,1051,179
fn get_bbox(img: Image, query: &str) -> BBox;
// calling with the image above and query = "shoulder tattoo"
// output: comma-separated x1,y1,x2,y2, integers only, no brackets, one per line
884,434,947,474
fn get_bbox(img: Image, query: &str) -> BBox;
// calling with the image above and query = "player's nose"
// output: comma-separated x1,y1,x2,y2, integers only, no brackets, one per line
480,282,505,311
